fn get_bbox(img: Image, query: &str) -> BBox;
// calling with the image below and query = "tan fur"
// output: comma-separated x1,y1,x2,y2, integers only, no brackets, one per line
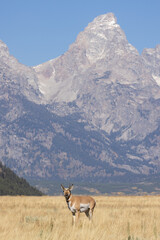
69,195,96,210
61,184,96,225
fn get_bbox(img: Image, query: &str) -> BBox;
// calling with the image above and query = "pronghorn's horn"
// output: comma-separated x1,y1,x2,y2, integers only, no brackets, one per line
69,184,74,191
61,184,65,191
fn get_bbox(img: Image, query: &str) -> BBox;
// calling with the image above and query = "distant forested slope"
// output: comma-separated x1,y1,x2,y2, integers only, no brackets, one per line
0,162,43,195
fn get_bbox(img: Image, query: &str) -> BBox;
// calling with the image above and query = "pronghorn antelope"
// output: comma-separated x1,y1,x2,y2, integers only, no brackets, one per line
61,184,96,225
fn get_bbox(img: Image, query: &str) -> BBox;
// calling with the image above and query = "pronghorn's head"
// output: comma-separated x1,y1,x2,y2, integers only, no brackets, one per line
61,184,73,199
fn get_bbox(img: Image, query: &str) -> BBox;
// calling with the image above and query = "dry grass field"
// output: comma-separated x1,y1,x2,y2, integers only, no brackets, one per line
0,195,160,240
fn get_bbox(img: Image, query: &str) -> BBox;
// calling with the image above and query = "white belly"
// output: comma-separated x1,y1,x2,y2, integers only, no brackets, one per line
68,202,76,213
80,203,90,212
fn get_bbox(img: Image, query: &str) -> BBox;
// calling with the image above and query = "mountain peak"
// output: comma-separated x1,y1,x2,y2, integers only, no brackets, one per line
92,12,117,28
34,12,139,101
0,40,9,57
84,12,119,34
73,12,137,64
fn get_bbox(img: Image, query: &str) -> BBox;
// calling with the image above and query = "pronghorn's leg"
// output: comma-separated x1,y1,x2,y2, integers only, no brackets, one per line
72,212,76,225
76,210,80,223
89,201,96,221
85,209,90,219
85,209,93,220
89,209,93,220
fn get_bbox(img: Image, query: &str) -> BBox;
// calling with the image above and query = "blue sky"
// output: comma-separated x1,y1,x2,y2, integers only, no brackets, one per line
1,0,160,66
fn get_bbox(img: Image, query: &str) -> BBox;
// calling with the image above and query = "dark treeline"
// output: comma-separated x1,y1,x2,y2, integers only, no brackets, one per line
0,162,43,196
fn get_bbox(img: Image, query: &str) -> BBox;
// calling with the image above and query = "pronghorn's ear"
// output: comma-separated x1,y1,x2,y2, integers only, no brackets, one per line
69,184,74,191
61,184,65,191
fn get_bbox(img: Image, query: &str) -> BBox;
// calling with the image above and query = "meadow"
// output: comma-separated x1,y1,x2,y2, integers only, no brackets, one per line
0,195,160,240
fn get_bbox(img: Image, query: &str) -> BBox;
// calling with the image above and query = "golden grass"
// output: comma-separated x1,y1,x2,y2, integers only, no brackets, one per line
0,195,160,240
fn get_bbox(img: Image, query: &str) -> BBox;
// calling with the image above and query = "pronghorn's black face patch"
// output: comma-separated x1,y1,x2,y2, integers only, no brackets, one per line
61,184,73,199
64,188,71,198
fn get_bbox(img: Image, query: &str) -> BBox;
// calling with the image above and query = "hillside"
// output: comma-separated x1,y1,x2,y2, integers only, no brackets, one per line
0,162,43,195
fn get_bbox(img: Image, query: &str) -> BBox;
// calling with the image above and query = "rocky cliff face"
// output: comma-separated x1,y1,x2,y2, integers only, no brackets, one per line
34,13,141,102
0,40,41,102
0,13,160,181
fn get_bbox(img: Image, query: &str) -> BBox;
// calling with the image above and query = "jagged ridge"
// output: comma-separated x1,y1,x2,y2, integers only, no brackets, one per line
0,13,160,183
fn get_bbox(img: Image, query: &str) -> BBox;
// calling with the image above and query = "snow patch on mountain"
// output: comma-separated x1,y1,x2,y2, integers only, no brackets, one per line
152,74,160,86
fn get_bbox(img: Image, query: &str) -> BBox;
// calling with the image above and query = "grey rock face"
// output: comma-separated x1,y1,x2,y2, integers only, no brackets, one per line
142,44,160,87
0,40,41,102
34,13,160,140
0,13,160,181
